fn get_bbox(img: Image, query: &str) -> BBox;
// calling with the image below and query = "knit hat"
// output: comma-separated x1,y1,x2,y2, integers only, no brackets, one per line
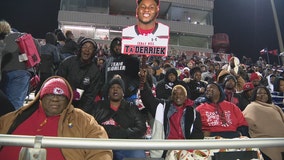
243,82,254,91
109,78,125,92
40,78,70,100
79,38,98,51
223,74,237,84
250,72,260,81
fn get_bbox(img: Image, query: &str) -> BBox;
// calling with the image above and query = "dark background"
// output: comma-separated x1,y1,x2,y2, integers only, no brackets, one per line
1,0,284,64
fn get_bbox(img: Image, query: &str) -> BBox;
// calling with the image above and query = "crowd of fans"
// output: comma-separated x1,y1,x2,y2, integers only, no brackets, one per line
1,17,284,160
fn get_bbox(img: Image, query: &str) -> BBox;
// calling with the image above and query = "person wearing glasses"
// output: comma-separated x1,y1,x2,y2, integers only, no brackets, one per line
57,38,103,113
243,86,284,160
0,76,112,160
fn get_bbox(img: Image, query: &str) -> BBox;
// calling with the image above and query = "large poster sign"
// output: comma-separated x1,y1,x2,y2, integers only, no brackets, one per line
122,23,169,57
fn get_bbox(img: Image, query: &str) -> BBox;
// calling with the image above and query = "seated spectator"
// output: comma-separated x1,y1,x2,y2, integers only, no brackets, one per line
217,69,245,92
196,82,249,138
250,72,262,87
266,73,276,92
243,86,284,160
0,76,112,160
201,63,215,83
236,82,254,111
139,69,204,157
227,56,249,82
184,66,207,100
221,74,245,110
271,76,284,111
91,77,146,160
179,67,190,81
156,67,190,100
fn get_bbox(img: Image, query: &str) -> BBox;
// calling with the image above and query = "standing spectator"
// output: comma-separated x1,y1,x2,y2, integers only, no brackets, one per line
35,32,61,95
0,76,112,160
0,20,15,115
196,83,249,138
54,29,66,51
91,77,146,160
243,86,284,160
271,76,284,111
0,21,39,110
60,30,79,60
156,67,190,100
139,69,203,157
57,38,103,113
102,37,140,104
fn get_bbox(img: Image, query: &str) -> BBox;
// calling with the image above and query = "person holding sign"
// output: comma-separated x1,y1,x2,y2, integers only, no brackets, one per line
122,0,169,57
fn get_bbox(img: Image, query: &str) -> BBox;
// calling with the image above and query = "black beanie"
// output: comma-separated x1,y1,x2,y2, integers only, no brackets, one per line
108,78,125,93
223,74,237,84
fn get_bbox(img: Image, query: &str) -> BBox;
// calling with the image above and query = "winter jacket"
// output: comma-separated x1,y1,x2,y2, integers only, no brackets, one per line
0,76,112,160
156,68,190,100
140,83,204,139
57,56,103,112
91,99,146,139
39,43,60,74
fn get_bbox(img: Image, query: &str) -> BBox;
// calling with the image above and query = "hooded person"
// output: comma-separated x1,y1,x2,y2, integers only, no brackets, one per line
227,56,249,81
195,82,249,138
156,67,190,100
216,69,245,92
184,66,207,100
0,76,112,160
91,77,147,160
102,37,140,104
57,38,103,113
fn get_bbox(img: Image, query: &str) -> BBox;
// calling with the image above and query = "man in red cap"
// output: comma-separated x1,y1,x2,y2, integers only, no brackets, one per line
0,76,112,160
250,72,261,87
236,82,255,111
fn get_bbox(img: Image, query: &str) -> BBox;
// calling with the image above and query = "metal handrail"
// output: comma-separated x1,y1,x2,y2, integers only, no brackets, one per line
1,134,284,150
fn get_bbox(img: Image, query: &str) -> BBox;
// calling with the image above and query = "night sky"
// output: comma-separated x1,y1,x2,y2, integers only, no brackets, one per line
1,0,284,64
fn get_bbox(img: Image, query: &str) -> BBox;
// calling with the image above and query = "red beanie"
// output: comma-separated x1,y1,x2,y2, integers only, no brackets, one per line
250,72,260,81
40,78,70,99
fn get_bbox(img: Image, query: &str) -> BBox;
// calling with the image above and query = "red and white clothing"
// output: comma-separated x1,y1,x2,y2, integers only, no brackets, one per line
196,101,248,133
0,105,65,160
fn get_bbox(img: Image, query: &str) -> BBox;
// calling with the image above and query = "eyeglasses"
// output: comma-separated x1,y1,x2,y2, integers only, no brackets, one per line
44,94,67,101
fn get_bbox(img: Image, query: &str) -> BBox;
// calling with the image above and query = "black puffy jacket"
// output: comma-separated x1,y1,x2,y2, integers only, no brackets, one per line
91,99,146,139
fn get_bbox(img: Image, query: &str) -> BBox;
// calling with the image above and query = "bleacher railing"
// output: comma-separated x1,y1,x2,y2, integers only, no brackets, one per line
1,134,284,150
